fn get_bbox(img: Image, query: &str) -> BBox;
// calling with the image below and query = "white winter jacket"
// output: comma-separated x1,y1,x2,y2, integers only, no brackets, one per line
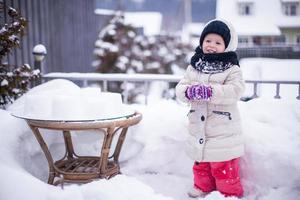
175,64,245,162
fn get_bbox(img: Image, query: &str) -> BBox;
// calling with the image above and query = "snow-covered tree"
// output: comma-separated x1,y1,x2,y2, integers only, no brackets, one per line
93,12,192,74
93,11,193,102
93,11,137,74
0,3,40,108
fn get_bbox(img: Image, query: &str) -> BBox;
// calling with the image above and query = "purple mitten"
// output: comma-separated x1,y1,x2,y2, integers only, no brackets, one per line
185,84,212,101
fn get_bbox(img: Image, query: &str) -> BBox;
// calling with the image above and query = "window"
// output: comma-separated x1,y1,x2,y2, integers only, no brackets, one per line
238,36,250,46
238,2,254,16
282,2,299,16
273,35,286,44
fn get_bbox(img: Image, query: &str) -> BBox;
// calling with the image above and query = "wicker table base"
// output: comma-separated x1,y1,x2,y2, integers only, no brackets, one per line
23,112,142,186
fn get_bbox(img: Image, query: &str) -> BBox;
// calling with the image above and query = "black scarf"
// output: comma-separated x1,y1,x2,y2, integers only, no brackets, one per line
190,46,239,74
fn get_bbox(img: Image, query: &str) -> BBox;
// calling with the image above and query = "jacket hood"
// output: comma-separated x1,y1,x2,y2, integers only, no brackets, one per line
201,19,238,52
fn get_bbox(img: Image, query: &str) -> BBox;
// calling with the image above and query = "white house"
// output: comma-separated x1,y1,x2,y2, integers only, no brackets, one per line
216,0,300,46
95,9,162,36
184,22,205,47
123,12,162,36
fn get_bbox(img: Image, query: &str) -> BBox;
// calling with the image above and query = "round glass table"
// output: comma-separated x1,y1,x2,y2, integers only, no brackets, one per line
12,111,142,186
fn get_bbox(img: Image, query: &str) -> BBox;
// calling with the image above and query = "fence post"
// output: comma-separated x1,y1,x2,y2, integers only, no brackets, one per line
144,81,150,105
32,44,47,86
252,82,258,98
297,83,300,100
103,81,108,92
122,81,128,104
274,83,281,99
83,80,88,87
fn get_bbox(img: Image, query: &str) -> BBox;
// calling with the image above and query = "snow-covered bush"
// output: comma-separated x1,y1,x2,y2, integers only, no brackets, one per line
0,3,40,108
93,11,192,102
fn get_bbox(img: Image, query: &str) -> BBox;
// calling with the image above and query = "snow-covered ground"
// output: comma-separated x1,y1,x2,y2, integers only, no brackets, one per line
1,81,300,200
0,58,300,200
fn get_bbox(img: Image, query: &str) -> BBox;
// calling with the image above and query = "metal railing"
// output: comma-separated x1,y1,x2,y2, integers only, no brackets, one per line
43,73,300,103
245,80,300,100
237,44,300,59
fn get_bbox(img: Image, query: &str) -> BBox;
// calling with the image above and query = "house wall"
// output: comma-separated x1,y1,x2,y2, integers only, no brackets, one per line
1,0,107,73
1,0,46,70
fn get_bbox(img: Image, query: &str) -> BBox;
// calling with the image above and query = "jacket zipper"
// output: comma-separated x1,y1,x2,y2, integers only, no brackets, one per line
212,111,232,120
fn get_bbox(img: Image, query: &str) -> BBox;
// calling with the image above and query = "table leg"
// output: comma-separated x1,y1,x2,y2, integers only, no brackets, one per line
62,130,76,159
99,127,115,175
27,123,55,184
112,127,128,163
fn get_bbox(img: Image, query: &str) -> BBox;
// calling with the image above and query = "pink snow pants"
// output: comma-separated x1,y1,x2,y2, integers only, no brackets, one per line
193,158,243,197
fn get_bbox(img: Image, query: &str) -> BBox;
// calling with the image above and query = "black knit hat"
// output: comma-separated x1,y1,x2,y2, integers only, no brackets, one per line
199,20,231,48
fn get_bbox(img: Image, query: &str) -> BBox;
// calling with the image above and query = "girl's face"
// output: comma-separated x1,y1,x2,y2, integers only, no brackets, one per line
202,33,226,54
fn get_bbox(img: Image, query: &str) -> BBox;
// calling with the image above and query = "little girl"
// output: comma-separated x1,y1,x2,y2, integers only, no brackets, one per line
175,19,245,198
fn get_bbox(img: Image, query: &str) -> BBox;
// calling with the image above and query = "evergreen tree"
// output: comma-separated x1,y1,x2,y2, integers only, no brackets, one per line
93,11,137,74
93,12,192,75
93,11,193,102
0,2,40,108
